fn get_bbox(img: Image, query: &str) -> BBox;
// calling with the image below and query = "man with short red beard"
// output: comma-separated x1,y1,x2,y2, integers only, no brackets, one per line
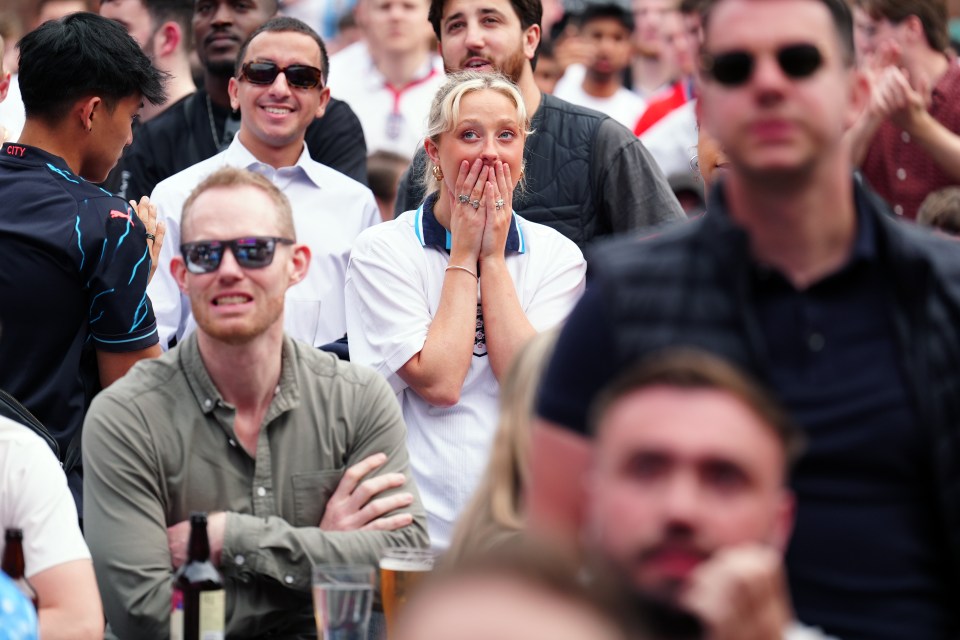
83,166,427,639
585,350,832,640
394,0,685,250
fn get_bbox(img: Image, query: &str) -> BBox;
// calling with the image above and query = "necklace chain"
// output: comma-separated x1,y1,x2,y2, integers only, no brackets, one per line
206,93,222,150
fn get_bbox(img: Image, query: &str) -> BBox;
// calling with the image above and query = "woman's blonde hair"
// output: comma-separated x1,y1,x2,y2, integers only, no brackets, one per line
422,70,532,198
445,329,558,566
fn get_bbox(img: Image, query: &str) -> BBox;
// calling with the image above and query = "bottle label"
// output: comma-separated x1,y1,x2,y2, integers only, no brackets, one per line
199,590,225,640
170,590,184,640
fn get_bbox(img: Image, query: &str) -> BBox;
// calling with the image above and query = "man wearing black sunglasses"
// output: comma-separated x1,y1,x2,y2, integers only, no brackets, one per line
83,167,427,639
146,16,380,351
529,0,960,639
115,0,371,202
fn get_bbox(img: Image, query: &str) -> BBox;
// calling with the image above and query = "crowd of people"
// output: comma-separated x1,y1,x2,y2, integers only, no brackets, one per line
1,0,960,639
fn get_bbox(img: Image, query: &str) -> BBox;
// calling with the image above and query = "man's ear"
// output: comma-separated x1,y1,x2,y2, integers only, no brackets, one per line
154,21,183,58
80,96,102,132
228,76,241,111
171,256,189,294
845,67,871,131
903,14,926,47
522,23,541,61
0,71,9,103
769,489,795,554
288,244,311,287
314,86,331,119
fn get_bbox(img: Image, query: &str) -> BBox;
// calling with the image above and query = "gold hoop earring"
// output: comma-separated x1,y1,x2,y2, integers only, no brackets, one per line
433,165,443,181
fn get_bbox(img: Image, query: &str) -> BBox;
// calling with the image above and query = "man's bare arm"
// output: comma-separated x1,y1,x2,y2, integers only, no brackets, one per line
31,558,104,640
97,345,161,388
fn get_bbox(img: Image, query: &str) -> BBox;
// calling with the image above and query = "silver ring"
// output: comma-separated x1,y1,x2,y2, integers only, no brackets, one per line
471,199,481,209
145,232,156,242
495,198,505,210
458,194,470,204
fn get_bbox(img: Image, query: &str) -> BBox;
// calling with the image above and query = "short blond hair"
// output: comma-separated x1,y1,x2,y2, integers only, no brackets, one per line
181,167,296,241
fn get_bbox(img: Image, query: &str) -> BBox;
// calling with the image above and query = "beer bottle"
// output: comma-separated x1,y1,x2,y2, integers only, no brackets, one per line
2,528,38,609
171,513,225,640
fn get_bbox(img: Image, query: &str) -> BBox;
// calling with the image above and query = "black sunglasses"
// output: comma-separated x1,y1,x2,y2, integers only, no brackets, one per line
239,61,324,90
180,237,295,274
701,43,823,87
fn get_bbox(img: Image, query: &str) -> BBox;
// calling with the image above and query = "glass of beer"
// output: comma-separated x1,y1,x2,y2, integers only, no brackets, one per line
379,547,435,638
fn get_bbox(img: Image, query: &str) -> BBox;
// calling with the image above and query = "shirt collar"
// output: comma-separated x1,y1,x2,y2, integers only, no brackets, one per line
413,191,525,254
706,176,878,271
223,136,323,189
180,331,301,419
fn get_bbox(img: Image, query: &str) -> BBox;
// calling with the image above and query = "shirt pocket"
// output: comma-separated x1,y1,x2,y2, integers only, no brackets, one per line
291,469,343,526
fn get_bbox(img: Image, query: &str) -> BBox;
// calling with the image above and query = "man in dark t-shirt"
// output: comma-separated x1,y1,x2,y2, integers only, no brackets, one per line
0,13,165,507
116,0,369,201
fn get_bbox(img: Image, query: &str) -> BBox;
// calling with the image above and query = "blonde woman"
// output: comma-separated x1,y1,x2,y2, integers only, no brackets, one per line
345,71,586,550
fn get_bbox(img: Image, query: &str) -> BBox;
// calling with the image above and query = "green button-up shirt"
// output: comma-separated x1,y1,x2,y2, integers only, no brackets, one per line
83,334,428,639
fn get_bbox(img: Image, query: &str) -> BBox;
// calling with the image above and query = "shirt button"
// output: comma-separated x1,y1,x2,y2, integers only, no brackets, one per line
808,332,825,352
896,168,907,181
235,554,245,565
901,131,911,143
203,398,213,409
284,575,294,584
894,204,904,216
228,439,237,447
257,486,267,497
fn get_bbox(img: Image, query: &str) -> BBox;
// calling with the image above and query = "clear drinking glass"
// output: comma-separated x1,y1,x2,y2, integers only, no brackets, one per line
379,548,435,638
312,564,375,640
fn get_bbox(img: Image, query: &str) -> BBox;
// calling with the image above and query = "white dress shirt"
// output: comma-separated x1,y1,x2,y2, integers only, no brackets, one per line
148,137,380,349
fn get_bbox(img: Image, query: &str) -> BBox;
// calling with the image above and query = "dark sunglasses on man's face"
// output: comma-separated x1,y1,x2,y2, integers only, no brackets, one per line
180,237,295,274
239,61,324,90
701,43,824,87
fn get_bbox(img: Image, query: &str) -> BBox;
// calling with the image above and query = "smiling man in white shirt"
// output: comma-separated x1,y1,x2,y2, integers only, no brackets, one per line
148,15,379,349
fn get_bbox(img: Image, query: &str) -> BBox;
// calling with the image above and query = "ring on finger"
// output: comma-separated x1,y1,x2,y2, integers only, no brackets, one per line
471,199,481,209
145,232,156,242
495,198,505,210
458,194,470,204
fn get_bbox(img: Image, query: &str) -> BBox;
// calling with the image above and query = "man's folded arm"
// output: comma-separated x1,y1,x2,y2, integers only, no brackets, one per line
222,369,428,590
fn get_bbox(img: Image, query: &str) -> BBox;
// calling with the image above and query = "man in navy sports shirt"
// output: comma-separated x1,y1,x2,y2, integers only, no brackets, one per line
0,12,166,509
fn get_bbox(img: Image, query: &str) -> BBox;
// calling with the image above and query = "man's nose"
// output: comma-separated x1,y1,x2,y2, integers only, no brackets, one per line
211,2,234,24
216,247,245,279
268,70,293,96
465,22,485,50
661,473,703,528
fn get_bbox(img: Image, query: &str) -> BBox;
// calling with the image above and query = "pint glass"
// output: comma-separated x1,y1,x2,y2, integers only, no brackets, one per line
379,548,434,637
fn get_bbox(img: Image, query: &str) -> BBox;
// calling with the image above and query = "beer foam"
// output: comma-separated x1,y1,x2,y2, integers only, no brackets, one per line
379,557,433,571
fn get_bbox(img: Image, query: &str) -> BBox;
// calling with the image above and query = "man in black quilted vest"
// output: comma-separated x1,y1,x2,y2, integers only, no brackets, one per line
530,0,960,639
393,0,686,249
